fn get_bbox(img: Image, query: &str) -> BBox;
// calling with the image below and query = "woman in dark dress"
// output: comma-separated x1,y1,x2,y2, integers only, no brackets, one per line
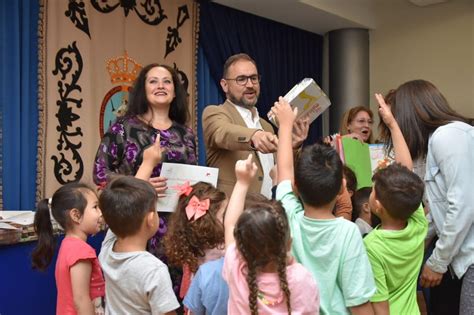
93,63,197,299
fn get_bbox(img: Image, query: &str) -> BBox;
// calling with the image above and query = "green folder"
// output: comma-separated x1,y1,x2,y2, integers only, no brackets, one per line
341,138,372,189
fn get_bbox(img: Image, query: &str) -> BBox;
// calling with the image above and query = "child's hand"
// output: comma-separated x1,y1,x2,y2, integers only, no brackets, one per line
142,134,162,166
235,154,258,185
292,115,309,148
270,97,298,128
375,93,396,130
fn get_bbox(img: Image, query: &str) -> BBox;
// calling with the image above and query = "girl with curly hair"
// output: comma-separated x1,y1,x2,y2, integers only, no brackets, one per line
163,181,227,302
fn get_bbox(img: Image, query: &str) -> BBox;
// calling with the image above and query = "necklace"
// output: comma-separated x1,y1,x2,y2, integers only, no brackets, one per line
257,290,284,306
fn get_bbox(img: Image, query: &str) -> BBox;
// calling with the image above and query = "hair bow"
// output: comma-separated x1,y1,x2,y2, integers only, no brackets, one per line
172,181,193,196
185,196,210,221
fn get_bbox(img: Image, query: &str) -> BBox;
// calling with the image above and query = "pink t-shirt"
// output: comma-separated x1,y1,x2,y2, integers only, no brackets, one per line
181,246,226,298
223,244,320,314
55,237,105,315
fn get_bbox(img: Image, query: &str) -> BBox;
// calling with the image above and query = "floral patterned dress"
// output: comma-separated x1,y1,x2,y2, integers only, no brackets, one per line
93,115,197,297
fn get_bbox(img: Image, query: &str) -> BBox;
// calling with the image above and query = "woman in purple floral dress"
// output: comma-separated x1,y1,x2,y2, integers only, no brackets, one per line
93,64,197,303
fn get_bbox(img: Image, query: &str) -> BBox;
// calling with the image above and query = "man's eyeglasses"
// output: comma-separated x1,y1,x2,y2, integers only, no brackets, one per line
225,75,261,86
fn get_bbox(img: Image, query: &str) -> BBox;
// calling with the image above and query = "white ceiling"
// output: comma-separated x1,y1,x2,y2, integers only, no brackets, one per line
212,0,452,35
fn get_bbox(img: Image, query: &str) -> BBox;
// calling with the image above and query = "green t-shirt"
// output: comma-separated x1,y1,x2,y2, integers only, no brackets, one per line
364,204,427,315
277,180,376,315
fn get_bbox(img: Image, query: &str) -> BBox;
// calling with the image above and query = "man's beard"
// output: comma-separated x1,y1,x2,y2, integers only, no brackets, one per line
228,89,259,109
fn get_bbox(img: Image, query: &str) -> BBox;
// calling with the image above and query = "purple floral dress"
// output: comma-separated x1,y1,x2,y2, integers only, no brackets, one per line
93,116,196,183
93,115,197,297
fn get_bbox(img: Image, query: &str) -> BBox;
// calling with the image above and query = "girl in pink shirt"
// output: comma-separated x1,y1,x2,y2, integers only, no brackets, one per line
224,155,319,314
32,183,105,315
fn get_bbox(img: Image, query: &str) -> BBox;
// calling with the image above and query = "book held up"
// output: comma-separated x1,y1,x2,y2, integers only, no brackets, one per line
268,78,331,126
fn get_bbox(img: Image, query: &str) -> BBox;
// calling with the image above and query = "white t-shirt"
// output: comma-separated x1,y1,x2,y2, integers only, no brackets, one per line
99,230,180,315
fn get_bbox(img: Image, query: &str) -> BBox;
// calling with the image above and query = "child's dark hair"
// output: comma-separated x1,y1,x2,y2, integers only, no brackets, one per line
234,200,292,315
164,182,226,273
99,176,157,238
295,144,343,207
343,165,357,196
32,182,93,271
245,192,269,207
351,187,372,222
372,163,424,220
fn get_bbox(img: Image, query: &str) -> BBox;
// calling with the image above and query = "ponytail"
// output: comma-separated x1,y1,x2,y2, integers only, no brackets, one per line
31,199,55,271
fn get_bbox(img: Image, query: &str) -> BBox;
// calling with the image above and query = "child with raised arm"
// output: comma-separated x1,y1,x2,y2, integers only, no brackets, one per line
32,183,105,315
272,97,375,315
361,94,427,315
98,136,180,315
224,154,319,314
182,193,270,315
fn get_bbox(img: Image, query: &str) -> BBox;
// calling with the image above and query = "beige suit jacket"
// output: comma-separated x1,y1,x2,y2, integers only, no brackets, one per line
202,100,275,197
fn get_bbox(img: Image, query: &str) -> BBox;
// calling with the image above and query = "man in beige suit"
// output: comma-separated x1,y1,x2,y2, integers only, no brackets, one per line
203,53,307,197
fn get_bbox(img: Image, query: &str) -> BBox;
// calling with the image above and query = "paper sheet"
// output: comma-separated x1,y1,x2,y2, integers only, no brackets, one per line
156,163,219,212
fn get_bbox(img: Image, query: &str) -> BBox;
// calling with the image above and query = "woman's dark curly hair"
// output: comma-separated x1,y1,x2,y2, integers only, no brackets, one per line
164,182,226,272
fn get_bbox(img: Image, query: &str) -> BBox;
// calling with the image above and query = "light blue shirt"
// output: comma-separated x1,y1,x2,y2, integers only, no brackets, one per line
183,257,228,315
425,121,474,278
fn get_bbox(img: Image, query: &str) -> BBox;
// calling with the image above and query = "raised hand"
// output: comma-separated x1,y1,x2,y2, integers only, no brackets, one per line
226,154,258,248
270,96,298,128
375,93,396,129
136,134,165,183
375,93,412,169
143,134,162,167
235,154,258,185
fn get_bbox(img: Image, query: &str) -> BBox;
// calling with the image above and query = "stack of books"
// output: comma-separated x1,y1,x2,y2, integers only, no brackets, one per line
0,211,63,245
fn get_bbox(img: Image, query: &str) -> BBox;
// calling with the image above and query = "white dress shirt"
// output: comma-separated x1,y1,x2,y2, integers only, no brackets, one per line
233,103,274,198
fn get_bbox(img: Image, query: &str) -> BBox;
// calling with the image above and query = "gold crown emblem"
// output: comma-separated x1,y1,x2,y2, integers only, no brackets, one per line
106,51,142,84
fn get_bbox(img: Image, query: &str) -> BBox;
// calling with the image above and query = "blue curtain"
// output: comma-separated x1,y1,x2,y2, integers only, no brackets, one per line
197,46,223,165
199,1,324,143
0,0,39,210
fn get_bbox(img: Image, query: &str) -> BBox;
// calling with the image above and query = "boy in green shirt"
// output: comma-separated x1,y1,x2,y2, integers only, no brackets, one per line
364,163,427,314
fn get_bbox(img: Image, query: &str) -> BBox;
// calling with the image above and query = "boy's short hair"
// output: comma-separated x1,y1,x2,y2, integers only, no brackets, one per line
295,144,343,207
351,187,372,222
372,163,424,220
99,176,157,238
